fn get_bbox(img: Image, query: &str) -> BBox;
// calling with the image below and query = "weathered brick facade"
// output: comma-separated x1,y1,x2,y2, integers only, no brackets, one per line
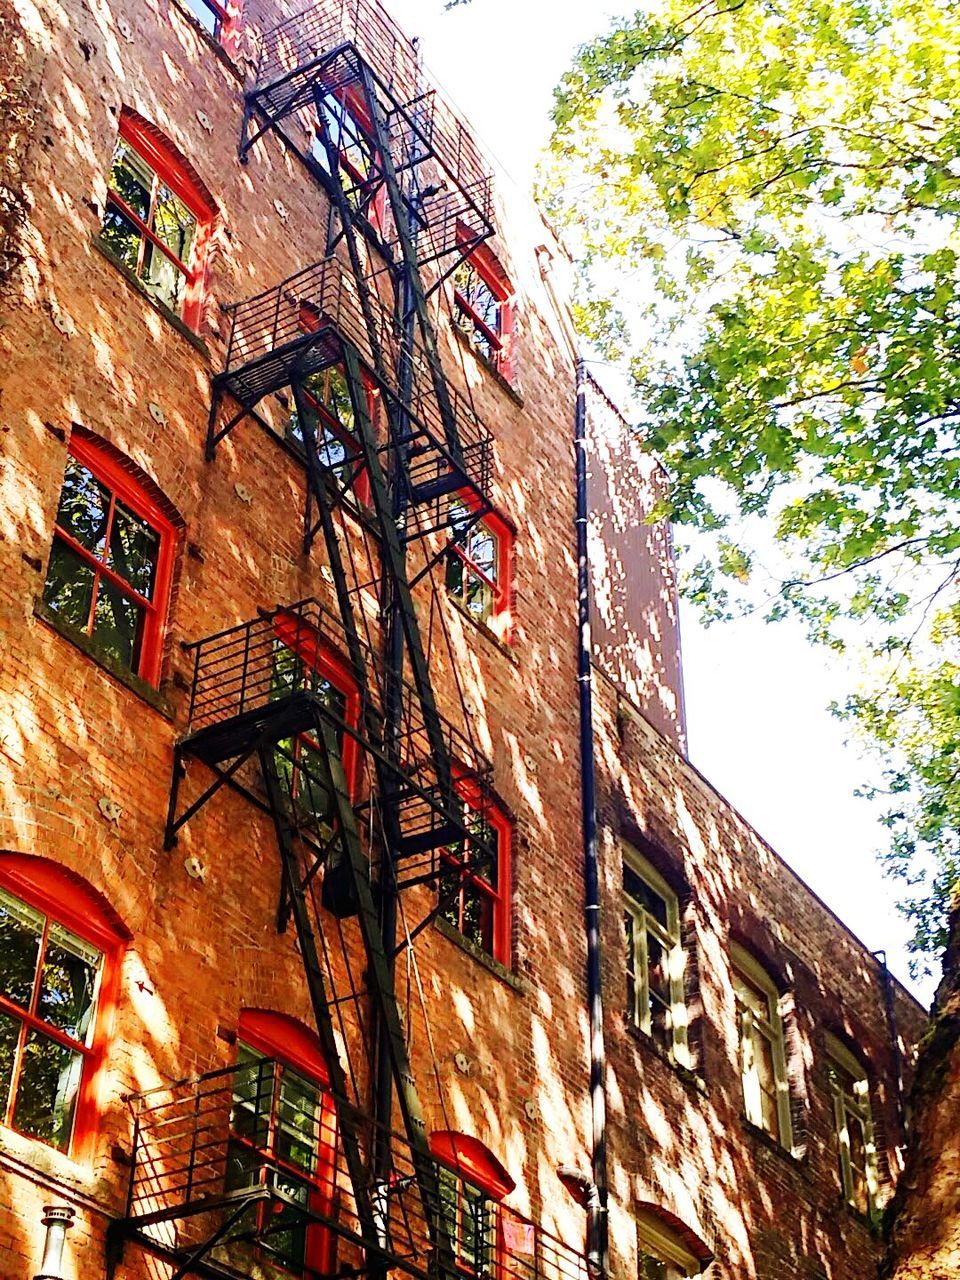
0,1,925,1279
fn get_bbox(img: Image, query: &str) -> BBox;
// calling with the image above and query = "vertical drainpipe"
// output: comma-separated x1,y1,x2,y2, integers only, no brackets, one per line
575,358,608,1277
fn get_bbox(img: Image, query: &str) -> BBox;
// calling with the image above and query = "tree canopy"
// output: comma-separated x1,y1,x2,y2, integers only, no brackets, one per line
541,0,960,970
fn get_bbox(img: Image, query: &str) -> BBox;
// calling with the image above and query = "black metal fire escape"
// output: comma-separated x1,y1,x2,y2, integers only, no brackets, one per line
108,2,513,1278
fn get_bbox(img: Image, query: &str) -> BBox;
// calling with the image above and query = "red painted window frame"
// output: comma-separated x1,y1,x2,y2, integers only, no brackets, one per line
105,110,217,331
181,0,243,55
296,305,379,510
0,854,129,1163
440,777,512,967
313,83,387,233
233,1010,338,1278
447,492,515,644
48,431,178,687
430,1131,514,1278
453,237,514,382
272,612,362,799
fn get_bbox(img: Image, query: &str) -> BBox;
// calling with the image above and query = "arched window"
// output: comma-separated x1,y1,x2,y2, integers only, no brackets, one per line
42,429,179,687
289,305,379,509
429,1131,514,1276
271,611,362,826
445,495,514,642
636,1204,712,1278
623,845,689,1066
453,240,514,381
227,1010,338,1276
310,82,387,231
99,108,217,329
825,1032,879,1217
0,853,128,1160
730,943,792,1149
438,778,512,966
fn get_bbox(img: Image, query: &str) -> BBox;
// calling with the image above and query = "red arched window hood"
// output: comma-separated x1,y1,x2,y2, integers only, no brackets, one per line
238,1009,330,1086
0,852,131,947
429,1131,515,1201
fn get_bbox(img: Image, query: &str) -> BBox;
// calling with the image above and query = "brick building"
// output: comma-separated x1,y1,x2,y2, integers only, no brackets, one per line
0,1,925,1279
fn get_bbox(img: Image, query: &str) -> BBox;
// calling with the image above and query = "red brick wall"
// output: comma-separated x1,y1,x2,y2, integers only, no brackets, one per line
0,0,925,1278
593,673,926,1279
584,374,686,753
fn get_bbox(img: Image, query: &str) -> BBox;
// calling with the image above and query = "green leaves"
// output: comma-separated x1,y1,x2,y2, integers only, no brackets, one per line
544,0,960,968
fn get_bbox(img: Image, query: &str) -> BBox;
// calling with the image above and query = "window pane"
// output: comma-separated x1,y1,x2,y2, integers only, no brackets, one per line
468,813,497,888
291,737,334,832
460,1183,483,1267
640,1257,668,1280
445,550,466,599
466,527,497,580
91,576,145,672
276,1065,321,1174
231,1046,273,1147
646,931,672,1050
110,141,153,222
43,540,96,631
54,459,110,553
181,0,220,34
439,861,462,932
742,1026,780,1139
13,1027,84,1151
0,1007,22,1115
623,863,669,928
108,500,159,598
100,202,144,273
267,1169,311,1268
225,1137,265,1193
142,240,189,313
38,923,102,1043
151,184,197,268
0,889,44,1009
734,970,769,1023
460,882,494,954
465,570,493,620
625,910,638,1020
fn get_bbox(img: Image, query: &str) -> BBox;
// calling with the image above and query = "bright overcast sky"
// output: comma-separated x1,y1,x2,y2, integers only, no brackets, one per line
387,0,931,1004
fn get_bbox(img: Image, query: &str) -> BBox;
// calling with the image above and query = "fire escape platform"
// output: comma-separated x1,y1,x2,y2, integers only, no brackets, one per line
112,1059,591,1280
179,690,336,768
213,255,496,530
243,7,495,263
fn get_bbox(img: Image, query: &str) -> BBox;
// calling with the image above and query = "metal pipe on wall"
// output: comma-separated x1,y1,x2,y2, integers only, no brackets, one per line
575,358,609,1277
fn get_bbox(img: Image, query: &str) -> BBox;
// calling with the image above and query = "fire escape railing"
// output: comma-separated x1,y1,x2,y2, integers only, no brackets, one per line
168,599,495,873
242,1,493,270
209,254,493,539
109,2,538,1278
109,1060,590,1280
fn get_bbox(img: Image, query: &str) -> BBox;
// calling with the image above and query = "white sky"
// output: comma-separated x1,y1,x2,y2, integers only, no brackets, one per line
387,0,931,1004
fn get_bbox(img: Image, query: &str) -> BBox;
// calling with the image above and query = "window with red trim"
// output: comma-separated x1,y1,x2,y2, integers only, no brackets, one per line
311,85,385,229
429,1132,514,1279
42,432,177,687
438,782,511,966
179,0,239,47
287,332,375,509
0,855,126,1160
453,246,513,379
270,616,362,833
226,1011,338,1278
445,497,514,641
100,111,215,329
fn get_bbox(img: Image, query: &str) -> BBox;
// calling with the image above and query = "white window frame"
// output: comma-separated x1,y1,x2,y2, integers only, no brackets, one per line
622,846,689,1068
730,943,793,1151
825,1033,880,1217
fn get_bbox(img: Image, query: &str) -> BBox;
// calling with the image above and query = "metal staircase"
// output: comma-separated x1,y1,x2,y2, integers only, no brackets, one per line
107,4,585,1279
